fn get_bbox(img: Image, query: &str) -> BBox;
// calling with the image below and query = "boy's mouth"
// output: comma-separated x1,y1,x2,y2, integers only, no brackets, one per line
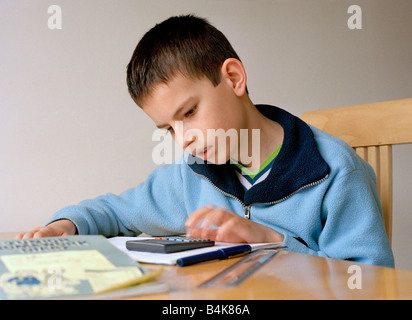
195,146,213,160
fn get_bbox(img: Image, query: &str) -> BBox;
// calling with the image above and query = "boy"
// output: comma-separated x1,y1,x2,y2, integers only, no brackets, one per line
18,15,394,267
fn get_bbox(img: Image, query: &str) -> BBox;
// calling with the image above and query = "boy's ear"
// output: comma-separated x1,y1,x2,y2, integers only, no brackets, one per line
220,58,247,97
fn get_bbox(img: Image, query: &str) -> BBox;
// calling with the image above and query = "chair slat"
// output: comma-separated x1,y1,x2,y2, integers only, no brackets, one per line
379,145,393,243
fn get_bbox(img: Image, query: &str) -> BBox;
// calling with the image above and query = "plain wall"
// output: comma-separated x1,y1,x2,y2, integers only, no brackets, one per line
1,0,411,269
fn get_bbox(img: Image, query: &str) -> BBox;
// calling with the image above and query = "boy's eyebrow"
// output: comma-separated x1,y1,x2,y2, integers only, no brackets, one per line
156,97,196,129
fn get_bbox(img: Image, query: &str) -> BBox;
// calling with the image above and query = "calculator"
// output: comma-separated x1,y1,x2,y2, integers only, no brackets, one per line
125,237,215,254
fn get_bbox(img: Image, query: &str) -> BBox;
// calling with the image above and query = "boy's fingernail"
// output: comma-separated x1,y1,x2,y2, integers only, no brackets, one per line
195,219,205,228
208,224,219,230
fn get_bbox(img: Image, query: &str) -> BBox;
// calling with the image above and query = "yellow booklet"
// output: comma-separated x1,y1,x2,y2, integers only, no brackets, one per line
0,235,162,299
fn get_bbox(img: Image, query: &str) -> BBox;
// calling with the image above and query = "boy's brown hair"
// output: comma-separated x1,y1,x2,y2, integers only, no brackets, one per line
126,14,244,106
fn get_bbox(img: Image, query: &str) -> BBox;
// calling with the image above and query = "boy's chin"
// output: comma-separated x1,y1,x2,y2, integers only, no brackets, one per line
190,153,229,165
206,159,227,165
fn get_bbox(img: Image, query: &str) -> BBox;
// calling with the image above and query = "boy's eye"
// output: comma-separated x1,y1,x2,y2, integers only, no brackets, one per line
185,106,197,117
164,106,197,135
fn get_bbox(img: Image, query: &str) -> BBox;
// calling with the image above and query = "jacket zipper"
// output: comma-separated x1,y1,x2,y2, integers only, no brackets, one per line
192,171,329,220
192,172,250,218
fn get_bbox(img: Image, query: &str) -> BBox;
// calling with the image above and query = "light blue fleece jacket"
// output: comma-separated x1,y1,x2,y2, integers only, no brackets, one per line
49,105,394,267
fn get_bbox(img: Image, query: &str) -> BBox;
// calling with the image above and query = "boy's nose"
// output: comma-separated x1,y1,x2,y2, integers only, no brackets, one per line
173,123,195,150
175,126,205,153
182,135,196,150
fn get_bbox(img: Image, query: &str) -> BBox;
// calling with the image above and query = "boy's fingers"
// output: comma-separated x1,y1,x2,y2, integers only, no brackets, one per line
19,226,43,239
185,206,227,230
187,217,220,239
14,233,23,239
186,206,237,240
22,231,36,239
18,226,57,239
185,206,214,228
14,220,76,239
186,207,210,237
33,228,54,238
196,208,228,230
192,229,218,240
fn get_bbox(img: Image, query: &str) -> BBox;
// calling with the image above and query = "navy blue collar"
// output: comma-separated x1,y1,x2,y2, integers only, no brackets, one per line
188,105,330,206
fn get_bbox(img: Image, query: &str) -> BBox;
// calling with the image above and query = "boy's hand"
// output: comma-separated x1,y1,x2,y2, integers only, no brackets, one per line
15,219,77,239
185,206,284,243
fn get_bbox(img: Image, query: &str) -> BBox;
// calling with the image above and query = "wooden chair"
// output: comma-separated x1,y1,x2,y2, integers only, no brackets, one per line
301,98,412,245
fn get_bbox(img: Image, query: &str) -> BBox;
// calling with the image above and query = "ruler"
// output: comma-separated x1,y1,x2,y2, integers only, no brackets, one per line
199,250,279,288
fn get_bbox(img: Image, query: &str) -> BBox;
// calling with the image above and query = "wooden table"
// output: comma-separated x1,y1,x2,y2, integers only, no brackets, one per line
139,249,412,300
2,232,412,299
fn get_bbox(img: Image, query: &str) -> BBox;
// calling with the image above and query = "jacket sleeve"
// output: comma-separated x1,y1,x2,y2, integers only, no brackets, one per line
283,164,394,267
46,163,189,237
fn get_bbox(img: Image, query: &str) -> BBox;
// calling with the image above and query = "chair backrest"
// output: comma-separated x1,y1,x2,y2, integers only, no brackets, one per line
301,98,412,245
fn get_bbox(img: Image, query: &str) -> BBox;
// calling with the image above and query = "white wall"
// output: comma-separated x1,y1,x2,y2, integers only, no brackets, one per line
1,0,411,269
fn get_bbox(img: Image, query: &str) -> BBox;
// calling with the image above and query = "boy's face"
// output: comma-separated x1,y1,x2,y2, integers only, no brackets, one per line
141,73,247,164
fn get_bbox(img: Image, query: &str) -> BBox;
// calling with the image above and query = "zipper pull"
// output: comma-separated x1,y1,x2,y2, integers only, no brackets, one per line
243,206,251,219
